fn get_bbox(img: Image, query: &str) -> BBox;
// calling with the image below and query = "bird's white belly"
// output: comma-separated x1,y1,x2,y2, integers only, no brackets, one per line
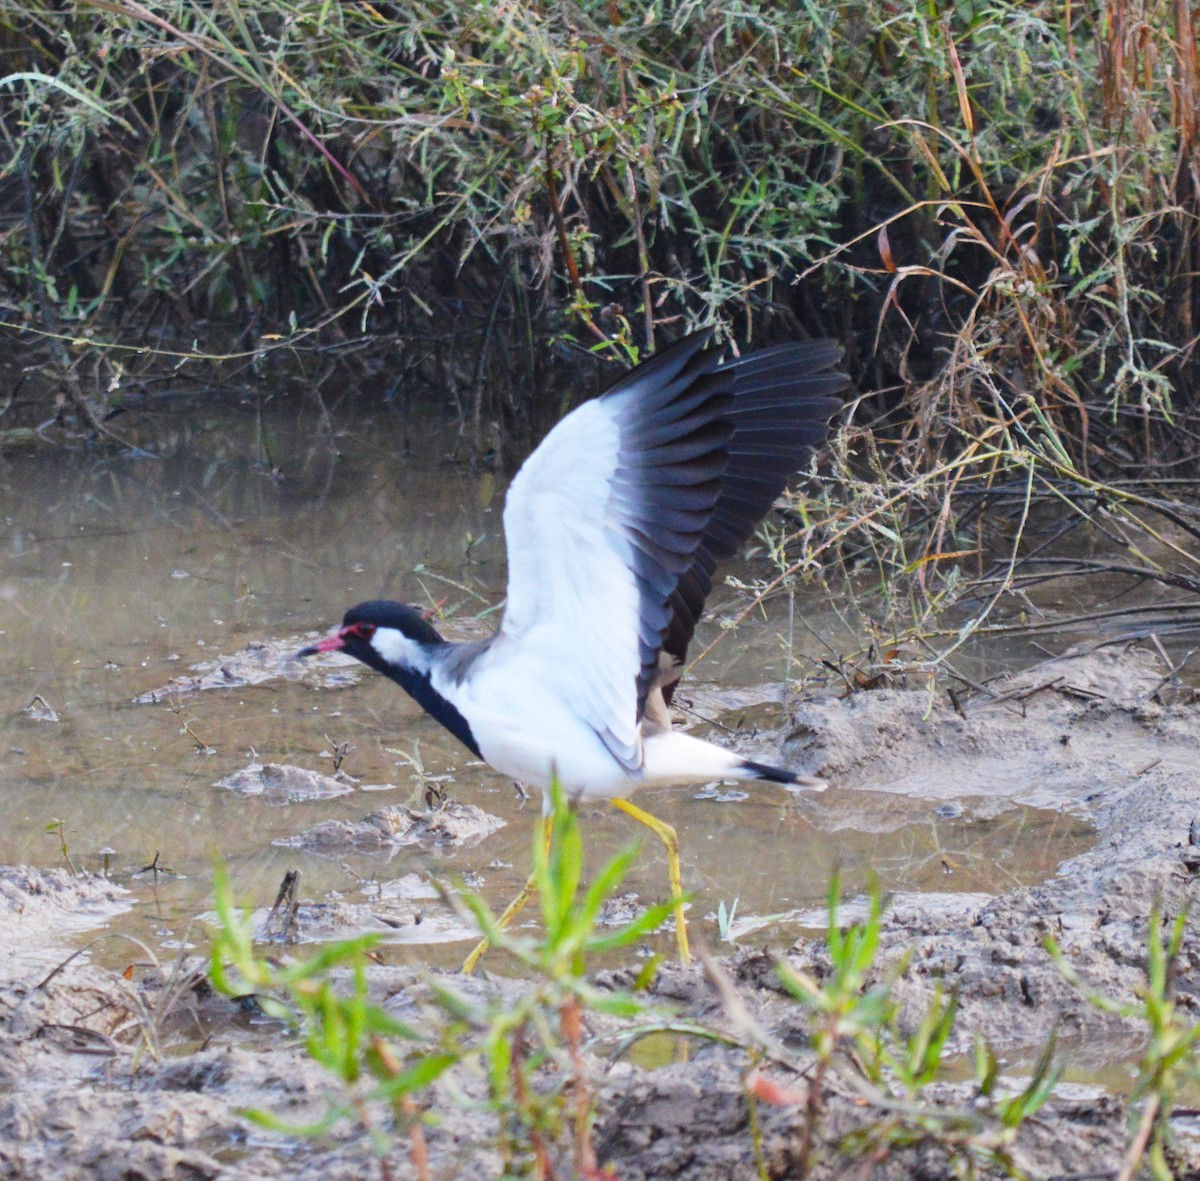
472,701,638,798
438,642,752,802
446,663,638,799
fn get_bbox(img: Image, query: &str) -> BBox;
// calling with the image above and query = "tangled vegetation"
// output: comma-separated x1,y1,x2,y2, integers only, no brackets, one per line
1,1,1197,433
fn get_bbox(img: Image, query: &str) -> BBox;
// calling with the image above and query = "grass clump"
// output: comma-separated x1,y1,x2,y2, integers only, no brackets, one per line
207,780,675,1178
0,0,1195,460
767,874,1058,1177
1049,907,1200,1181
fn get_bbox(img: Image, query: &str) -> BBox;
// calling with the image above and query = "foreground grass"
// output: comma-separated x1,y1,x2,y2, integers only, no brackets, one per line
207,784,1200,1179
209,783,678,1178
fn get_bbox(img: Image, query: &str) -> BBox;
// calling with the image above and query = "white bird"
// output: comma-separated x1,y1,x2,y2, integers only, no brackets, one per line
299,330,847,969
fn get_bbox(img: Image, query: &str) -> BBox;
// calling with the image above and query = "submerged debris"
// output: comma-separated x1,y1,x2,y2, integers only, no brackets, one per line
213,761,361,803
595,892,648,927
262,870,302,942
22,694,60,723
133,636,359,703
277,802,505,852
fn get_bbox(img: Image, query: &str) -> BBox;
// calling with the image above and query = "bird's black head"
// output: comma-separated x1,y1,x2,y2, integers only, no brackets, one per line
296,600,444,674
342,600,445,644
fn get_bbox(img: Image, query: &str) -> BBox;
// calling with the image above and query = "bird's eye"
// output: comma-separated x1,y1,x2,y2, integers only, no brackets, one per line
345,622,376,642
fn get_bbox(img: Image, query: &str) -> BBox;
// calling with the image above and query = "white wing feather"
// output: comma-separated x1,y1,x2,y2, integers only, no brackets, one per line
496,398,644,767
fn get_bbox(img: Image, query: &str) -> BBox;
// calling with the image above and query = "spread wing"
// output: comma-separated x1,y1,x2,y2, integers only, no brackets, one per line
497,334,729,770
497,332,846,772
658,339,849,705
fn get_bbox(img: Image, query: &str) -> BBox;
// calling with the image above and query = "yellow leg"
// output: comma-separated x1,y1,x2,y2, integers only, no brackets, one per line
611,798,691,965
461,814,553,974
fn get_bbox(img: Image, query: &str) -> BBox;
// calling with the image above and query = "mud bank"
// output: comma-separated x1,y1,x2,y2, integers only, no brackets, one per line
1,645,1198,1179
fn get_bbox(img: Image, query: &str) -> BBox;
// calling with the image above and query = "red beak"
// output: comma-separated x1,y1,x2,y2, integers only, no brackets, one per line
295,632,345,658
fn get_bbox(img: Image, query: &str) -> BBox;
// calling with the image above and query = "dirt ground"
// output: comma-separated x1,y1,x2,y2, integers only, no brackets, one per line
1,644,1198,1179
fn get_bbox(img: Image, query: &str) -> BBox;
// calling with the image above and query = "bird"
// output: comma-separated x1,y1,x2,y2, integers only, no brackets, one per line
298,329,848,971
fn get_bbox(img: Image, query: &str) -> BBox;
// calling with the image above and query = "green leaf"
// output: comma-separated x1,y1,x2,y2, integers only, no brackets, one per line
371,1052,458,1099
241,1101,351,1138
585,899,678,954
0,71,136,132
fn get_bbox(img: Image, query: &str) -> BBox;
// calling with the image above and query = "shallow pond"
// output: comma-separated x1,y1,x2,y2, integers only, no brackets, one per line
0,395,1096,969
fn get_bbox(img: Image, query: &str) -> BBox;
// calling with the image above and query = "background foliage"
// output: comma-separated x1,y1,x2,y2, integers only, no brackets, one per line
1,0,1197,469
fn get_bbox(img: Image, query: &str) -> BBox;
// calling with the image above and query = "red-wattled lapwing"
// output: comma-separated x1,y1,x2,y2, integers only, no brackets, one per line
299,330,847,971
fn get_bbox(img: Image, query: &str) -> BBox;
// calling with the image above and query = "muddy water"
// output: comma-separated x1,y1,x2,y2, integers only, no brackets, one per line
0,398,1093,969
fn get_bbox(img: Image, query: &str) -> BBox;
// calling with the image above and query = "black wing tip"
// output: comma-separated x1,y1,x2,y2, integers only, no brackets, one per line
600,331,716,401
612,330,851,400
727,339,850,387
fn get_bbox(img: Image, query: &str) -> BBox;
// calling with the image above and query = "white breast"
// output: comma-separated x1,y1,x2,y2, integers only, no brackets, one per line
432,638,640,798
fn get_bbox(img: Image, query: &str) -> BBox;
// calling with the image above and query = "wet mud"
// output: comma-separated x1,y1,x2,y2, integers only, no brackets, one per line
1,645,1198,1178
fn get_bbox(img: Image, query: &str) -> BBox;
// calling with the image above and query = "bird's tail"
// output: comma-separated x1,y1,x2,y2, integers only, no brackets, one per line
740,758,828,792
642,731,827,791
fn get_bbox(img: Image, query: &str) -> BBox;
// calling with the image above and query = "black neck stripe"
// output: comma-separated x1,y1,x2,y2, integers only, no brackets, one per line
380,664,482,760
